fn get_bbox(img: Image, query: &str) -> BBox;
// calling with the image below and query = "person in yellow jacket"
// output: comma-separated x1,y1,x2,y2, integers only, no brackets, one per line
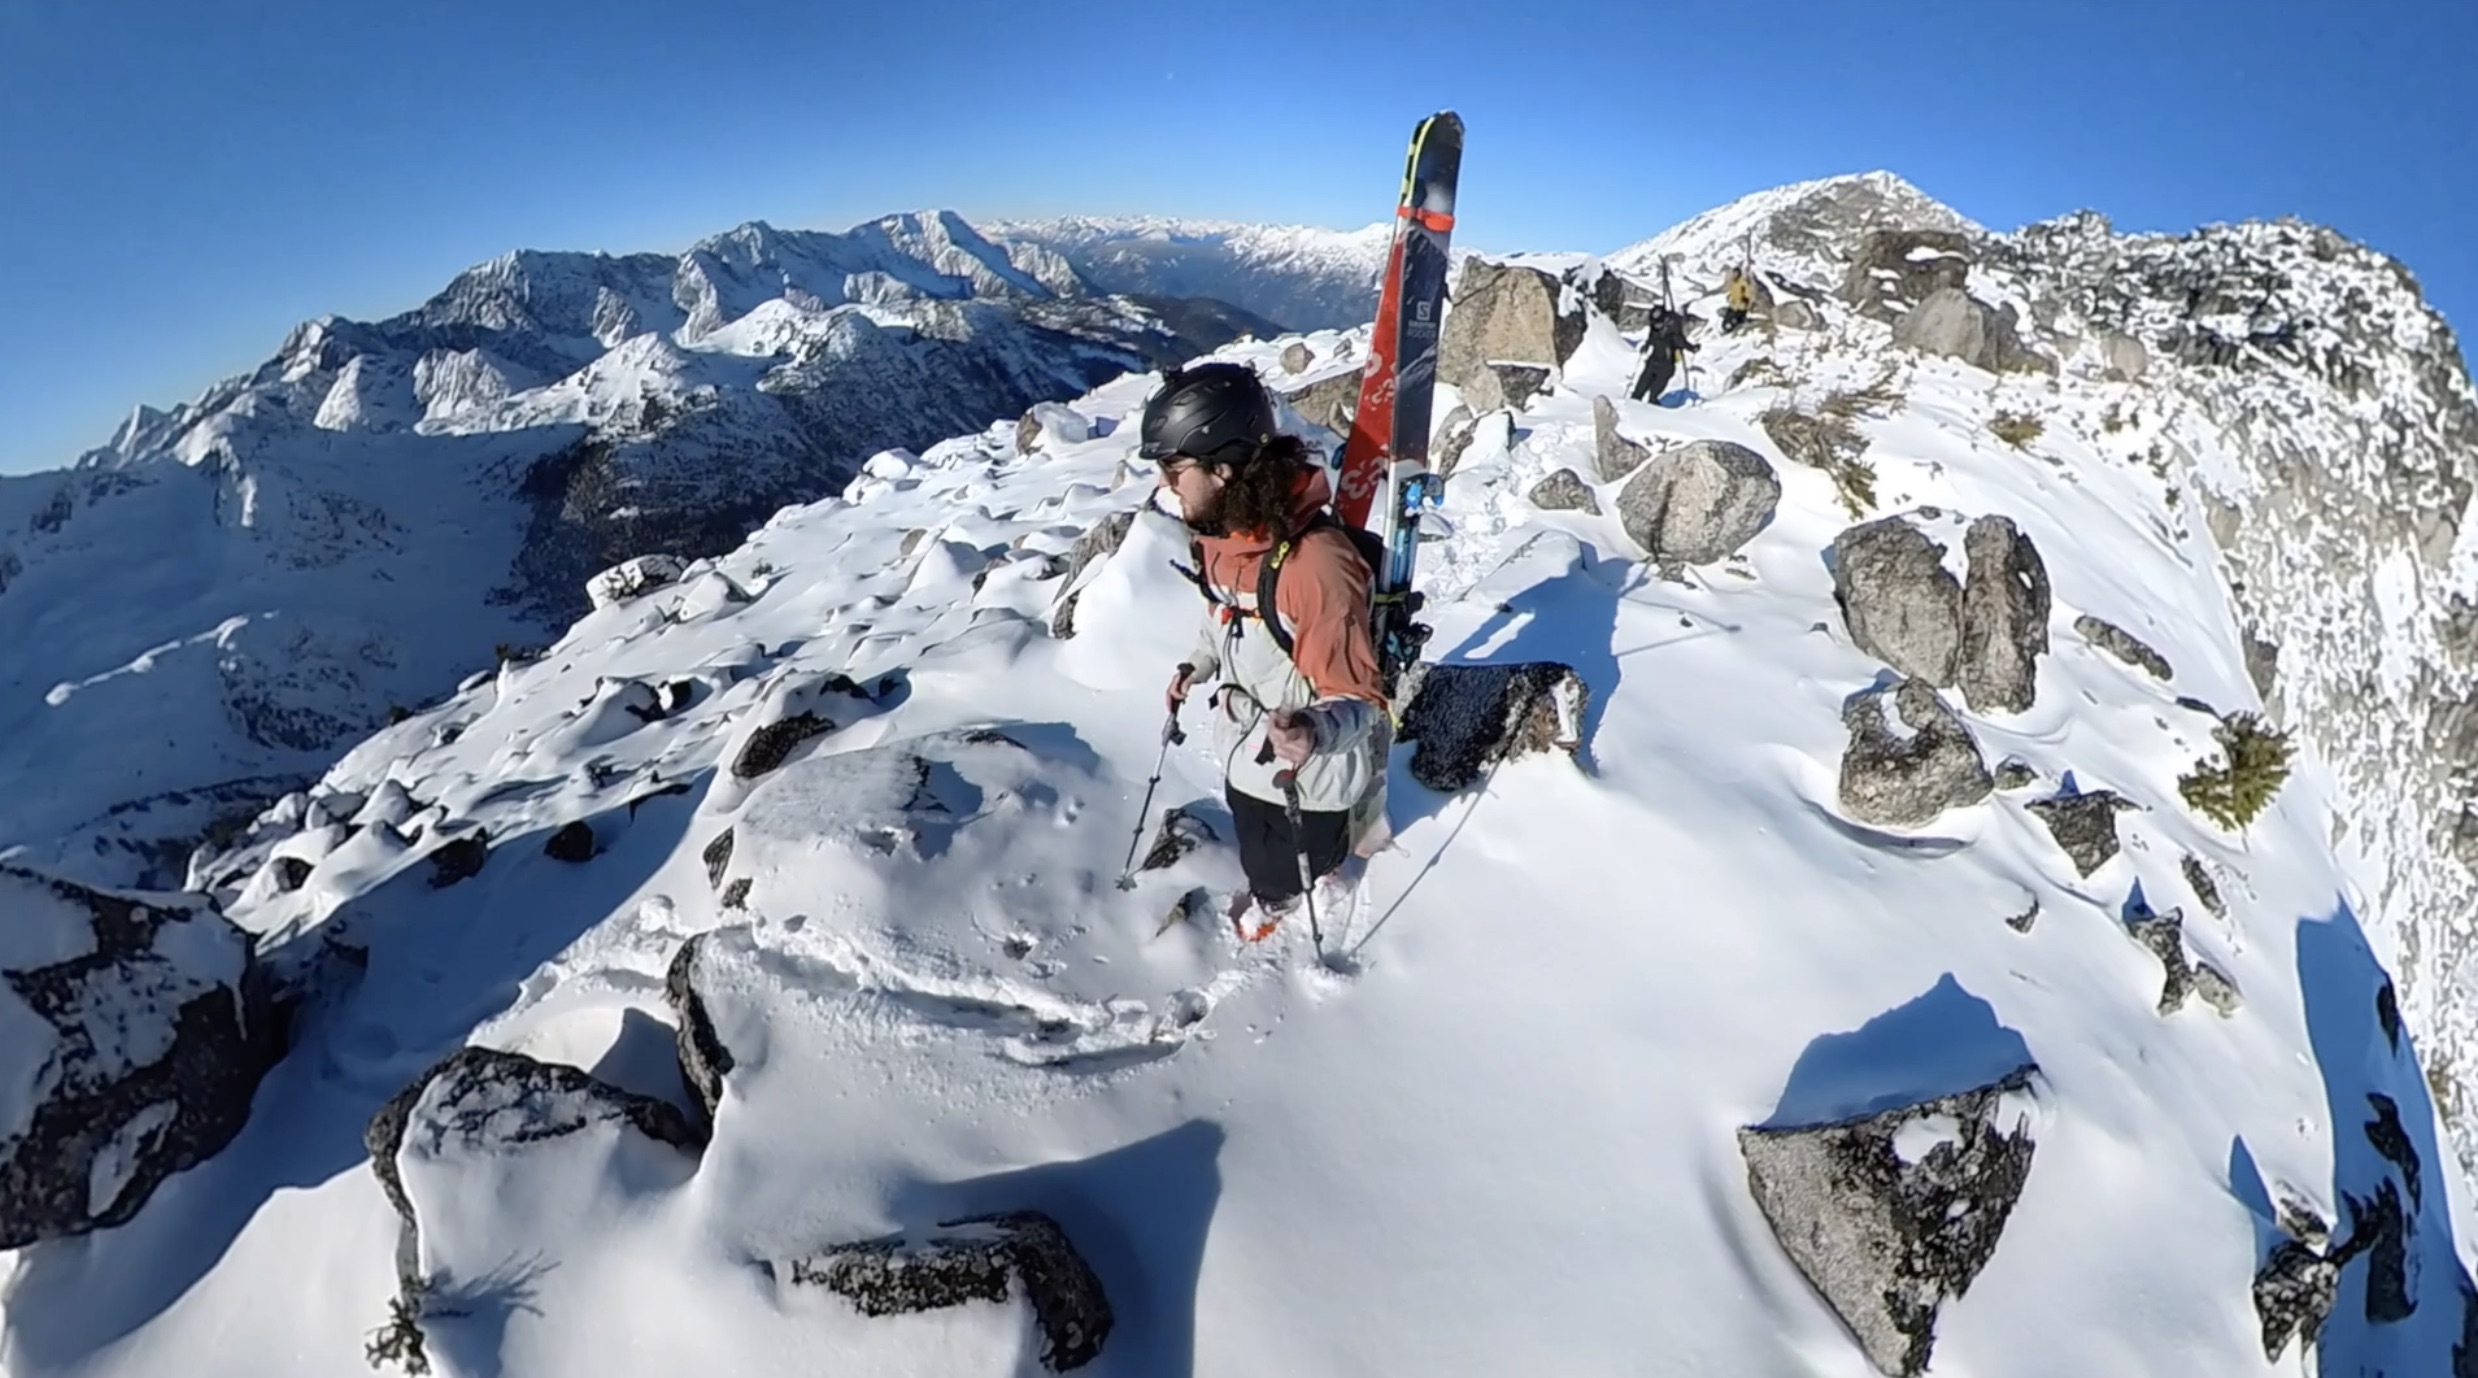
1721,265,1756,334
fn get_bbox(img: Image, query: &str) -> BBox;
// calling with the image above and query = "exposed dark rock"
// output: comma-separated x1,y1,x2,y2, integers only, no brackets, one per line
2193,961,2244,1015
2378,978,2403,1052
1993,758,2039,791
1138,805,1217,873
732,712,833,779
2454,1277,2478,1376
544,820,599,863
2253,1237,2340,1362
0,865,280,1249
782,1211,1113,1372
2241,626,2279,700
1592,393,1651,482
1280,341,1312,374
1739,1069,2038,1377
2024,789,2136,876
586,552,688,610
1956,516,2049,713
2006,899,2040,933
719,878,752,909
1838,679,1992,828
1396,661,1589,793
702,828,736,890
663,934,737,1123
1528,468,1601,515
426,830,490,888
1049,509,1138,639
1831,517,1963,685
2181,853,2226,919
2076,613,2172,680
2124,901,2195,1015
271,855,315,893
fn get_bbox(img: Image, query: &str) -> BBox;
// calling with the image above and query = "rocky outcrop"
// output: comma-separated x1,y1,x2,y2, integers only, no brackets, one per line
1740,1068,2039,1377
2025,789,2139,877
1439,259,1587,393
777,1211,1114,1372
1840,229,1979,320
0,865,279,1249
2076,614,2173,680
586,553,687,610
364,1045,702,1286
1592,394,1652,482
1832,518,1964,685
1528,468,1601,515
1137,805,1217,873
1956,516,2050,713
1838,680,1993,827
1278,371,1360,435
1616,440,1780,565
663,932,739,1123
1892,289,2054,375
1397,662,1590,793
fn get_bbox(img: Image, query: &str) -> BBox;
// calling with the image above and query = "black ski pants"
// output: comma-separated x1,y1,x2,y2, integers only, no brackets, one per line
1228,783,1351,905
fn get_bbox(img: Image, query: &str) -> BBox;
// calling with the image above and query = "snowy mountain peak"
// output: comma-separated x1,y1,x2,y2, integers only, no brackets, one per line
986,215,1396,331
1611,169,1983,284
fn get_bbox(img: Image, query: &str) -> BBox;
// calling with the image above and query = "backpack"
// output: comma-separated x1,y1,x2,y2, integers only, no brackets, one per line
1187,509,1387,659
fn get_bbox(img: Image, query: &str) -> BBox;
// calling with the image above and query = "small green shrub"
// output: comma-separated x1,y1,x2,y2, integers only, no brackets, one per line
2178,712,2295,829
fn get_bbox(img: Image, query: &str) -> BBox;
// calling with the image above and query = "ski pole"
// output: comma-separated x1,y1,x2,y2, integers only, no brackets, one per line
1116,709,1185,890
1274,768,1325,953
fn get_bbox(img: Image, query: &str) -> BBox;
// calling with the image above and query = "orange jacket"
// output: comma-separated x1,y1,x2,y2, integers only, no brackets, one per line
1185,465,1387,809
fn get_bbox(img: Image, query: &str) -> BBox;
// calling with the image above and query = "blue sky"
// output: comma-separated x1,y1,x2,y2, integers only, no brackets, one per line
1,0,2470,473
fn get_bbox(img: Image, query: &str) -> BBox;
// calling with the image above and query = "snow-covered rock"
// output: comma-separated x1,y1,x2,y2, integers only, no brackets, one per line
586,553,687,610
0,864,275,1248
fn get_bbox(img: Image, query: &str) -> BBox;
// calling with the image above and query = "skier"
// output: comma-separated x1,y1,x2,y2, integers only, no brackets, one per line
1630,304,1698,404
1145,362,1388,938
1720,265,1756,334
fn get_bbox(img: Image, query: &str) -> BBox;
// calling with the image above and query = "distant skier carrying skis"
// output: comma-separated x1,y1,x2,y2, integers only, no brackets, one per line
1630,304,1698,404
1146,362,1387,938
1720,265,1756,334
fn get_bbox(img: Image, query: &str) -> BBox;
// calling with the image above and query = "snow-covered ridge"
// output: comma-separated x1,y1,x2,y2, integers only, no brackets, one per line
12,229,2476,1376
986,215,1395,332
0,212,1277,887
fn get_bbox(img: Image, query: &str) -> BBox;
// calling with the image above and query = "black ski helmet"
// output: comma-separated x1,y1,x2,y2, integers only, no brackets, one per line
1138,362,1278,466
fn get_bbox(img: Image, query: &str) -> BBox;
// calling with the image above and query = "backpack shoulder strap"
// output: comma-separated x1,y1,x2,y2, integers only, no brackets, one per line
1255,511,1343,659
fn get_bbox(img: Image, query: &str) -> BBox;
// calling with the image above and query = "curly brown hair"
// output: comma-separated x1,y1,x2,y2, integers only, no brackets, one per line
1210,435,1314,538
